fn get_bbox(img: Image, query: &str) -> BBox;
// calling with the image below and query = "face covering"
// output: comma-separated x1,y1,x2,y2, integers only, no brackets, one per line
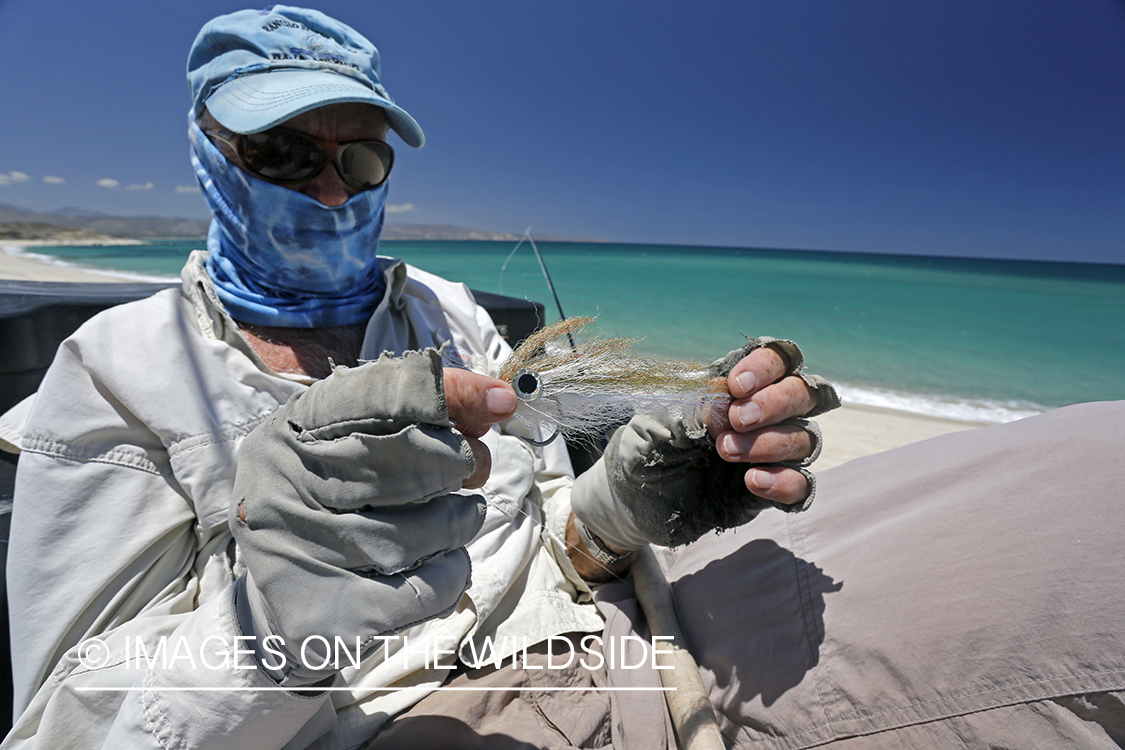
189,119,388,328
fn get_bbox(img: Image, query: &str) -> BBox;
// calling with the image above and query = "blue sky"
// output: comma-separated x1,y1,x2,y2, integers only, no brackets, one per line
0,0,1122,263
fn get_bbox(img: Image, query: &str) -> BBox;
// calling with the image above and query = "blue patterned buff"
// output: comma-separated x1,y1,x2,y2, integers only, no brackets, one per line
188,118,387,328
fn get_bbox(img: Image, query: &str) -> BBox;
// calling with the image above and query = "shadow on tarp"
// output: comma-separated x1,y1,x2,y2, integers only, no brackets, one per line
673,538,843,709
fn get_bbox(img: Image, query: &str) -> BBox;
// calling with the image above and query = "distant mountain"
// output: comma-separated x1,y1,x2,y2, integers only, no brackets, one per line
0,202,209,239
0,202,605,244
45,206,115,219
0,222,123,243
381,223,522,241
0,202,56,224
382,223,605,243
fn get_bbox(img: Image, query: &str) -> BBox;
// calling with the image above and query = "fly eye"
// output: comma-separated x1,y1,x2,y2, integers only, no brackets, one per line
513,369,542,401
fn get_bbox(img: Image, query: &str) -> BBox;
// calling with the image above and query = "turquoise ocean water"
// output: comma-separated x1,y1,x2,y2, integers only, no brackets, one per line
11,239,1125,423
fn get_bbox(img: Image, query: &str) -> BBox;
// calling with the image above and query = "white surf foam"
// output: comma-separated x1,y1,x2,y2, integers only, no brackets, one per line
835,382,1047,424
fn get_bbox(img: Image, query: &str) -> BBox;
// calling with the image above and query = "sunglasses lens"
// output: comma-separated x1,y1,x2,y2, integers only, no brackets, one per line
338,142,394,189
241,131,324,182
236,129,393,189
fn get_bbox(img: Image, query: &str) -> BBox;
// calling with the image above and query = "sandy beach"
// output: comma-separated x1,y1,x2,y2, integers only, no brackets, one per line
0,242,989,467
1,242,139,283
813,404,985,469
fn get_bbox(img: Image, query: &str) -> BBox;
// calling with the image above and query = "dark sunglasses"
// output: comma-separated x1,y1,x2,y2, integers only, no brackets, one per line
207,126,395,190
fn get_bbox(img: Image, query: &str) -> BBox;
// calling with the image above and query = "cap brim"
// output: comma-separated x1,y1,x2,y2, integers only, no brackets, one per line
205,69,425,148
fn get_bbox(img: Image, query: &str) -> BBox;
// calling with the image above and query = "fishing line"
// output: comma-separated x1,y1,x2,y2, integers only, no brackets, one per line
500,227,575,350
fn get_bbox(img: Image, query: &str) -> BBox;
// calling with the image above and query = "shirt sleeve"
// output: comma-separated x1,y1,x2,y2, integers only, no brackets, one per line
5,312,325,749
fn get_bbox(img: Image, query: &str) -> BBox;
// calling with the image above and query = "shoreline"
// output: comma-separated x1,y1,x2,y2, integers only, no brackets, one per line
1,243,175,283
0,241,993,466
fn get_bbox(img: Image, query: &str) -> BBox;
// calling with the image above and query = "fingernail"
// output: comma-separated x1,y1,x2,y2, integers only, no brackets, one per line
748,469,776,492
735,371,758,395
718,431,752,459
486,386,516,416
734,401,763,429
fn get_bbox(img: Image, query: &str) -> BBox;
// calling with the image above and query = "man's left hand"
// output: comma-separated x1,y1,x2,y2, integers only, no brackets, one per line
706,343,822,506
569,335,840,554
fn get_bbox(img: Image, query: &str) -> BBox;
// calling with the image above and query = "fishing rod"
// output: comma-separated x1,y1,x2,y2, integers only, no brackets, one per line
501,227,576,350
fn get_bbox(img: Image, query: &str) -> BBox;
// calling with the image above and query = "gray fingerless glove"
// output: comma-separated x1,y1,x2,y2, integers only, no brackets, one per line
571,337,840,549
709,336,841,418
230,348,485,687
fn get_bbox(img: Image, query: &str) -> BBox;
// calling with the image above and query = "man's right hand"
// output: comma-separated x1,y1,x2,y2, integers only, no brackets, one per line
229,350,516,687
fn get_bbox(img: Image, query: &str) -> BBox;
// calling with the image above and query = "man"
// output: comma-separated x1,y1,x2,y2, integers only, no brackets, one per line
7,6,1125,749
1,6,839,747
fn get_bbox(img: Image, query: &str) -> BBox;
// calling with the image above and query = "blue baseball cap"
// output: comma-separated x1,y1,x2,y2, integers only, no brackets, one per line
187,5,424,147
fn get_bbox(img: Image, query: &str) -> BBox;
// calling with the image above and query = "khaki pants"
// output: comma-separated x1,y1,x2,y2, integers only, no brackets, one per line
366,402,1125,749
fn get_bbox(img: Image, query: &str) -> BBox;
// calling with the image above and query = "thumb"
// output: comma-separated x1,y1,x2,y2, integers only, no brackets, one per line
443,368,518,437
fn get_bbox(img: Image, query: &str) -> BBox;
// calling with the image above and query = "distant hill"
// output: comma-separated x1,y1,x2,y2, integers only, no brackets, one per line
44,206,115,219
381,223,603,243
0,203,604,244
382,223,522,241
0,222,124,243
0,203,209,239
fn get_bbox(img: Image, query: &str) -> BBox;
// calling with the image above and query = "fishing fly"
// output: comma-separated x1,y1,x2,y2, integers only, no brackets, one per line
499,316,731,446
